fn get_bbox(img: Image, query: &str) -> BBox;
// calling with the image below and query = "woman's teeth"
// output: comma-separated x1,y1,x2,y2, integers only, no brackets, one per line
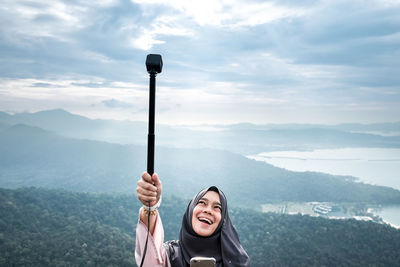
199,217,212,225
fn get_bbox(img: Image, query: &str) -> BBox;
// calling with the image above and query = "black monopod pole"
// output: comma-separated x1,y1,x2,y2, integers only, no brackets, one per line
145,54,163,176
140,54,163,267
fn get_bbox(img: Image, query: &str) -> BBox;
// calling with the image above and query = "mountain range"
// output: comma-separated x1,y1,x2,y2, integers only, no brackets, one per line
1,115,400,206
1,109,400,154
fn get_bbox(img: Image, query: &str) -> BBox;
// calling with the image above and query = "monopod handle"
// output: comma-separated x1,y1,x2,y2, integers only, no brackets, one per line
147,133,154,176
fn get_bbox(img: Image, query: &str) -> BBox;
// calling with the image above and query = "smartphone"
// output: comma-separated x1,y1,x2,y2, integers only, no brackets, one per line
190,257,216,267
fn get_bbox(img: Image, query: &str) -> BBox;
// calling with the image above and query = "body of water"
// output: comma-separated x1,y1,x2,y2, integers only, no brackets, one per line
248,147,400,227
374,206,400,228
248,147,400,190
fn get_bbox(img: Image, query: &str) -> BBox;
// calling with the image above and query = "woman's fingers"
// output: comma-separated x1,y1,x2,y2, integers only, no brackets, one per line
136,187,157,204
137,171,162,206
138,193,157,203
137,172,157,205
151,173,162,199
136,185,157,196
152,173,161,189
141,171,153,183
137,179,157,192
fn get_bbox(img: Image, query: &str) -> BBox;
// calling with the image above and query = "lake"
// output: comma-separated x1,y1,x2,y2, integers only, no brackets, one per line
373,205,400,228
248,147,400,228
248,147,400,190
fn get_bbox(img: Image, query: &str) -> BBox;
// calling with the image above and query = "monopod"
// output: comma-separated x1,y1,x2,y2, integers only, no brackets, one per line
145,54,163,175
140,54,162,267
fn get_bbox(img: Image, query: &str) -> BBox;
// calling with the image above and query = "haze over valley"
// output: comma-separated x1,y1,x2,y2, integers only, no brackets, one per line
1,109,400,206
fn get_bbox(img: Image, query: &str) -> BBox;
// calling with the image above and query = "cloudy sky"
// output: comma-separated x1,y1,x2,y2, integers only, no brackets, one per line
1,0,399,125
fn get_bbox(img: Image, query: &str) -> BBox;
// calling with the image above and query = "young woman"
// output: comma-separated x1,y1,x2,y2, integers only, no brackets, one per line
135,172,250,266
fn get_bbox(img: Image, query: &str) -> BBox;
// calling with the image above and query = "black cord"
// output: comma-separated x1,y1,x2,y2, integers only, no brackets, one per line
139,203,151,267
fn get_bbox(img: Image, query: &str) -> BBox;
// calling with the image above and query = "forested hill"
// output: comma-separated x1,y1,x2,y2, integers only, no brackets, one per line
2,124,400,206
1,187,400,266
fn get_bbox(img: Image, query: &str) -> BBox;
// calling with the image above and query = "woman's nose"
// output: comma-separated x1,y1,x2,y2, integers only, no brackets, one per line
203,205,213,214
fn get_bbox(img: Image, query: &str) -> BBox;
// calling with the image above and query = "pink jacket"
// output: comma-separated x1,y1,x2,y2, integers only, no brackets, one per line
135,208,171,267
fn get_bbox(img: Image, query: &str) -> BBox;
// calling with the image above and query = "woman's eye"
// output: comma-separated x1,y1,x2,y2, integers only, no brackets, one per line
214,206,222,211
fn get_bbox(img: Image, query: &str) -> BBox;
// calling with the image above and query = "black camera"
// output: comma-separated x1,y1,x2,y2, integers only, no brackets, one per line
146,54,163,74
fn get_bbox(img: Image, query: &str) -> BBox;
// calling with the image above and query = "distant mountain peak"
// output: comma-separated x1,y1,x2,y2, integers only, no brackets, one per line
36,108,70,114
2,123,54,136
33,109,84,118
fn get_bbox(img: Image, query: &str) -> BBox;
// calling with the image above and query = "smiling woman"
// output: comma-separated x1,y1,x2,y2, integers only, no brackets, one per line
135,172,250,267
191,189,222,237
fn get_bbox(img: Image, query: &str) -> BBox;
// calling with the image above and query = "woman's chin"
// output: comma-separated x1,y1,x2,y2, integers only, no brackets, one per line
193,221,215,237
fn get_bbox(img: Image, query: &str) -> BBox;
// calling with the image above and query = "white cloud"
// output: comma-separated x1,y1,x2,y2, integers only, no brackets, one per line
131,0,307,28
1,0,400,124
130,15,194,50
131,32,166,51
0,78,147,115
102,98,133,108
1,0,86,43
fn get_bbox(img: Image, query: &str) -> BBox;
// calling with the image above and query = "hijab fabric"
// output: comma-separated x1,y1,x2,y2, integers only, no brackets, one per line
165,186,250,267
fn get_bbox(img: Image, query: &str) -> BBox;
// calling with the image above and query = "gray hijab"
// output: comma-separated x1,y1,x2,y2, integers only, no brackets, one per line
165,186,250,267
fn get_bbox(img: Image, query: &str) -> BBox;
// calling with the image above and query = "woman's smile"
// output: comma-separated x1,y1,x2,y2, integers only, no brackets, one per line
198,217,213,225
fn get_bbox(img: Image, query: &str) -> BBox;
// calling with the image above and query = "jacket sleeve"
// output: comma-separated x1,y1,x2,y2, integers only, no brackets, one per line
135,207,171,267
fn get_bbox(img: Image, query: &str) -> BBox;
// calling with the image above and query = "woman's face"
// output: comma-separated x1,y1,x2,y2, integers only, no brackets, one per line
191,191,222,237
